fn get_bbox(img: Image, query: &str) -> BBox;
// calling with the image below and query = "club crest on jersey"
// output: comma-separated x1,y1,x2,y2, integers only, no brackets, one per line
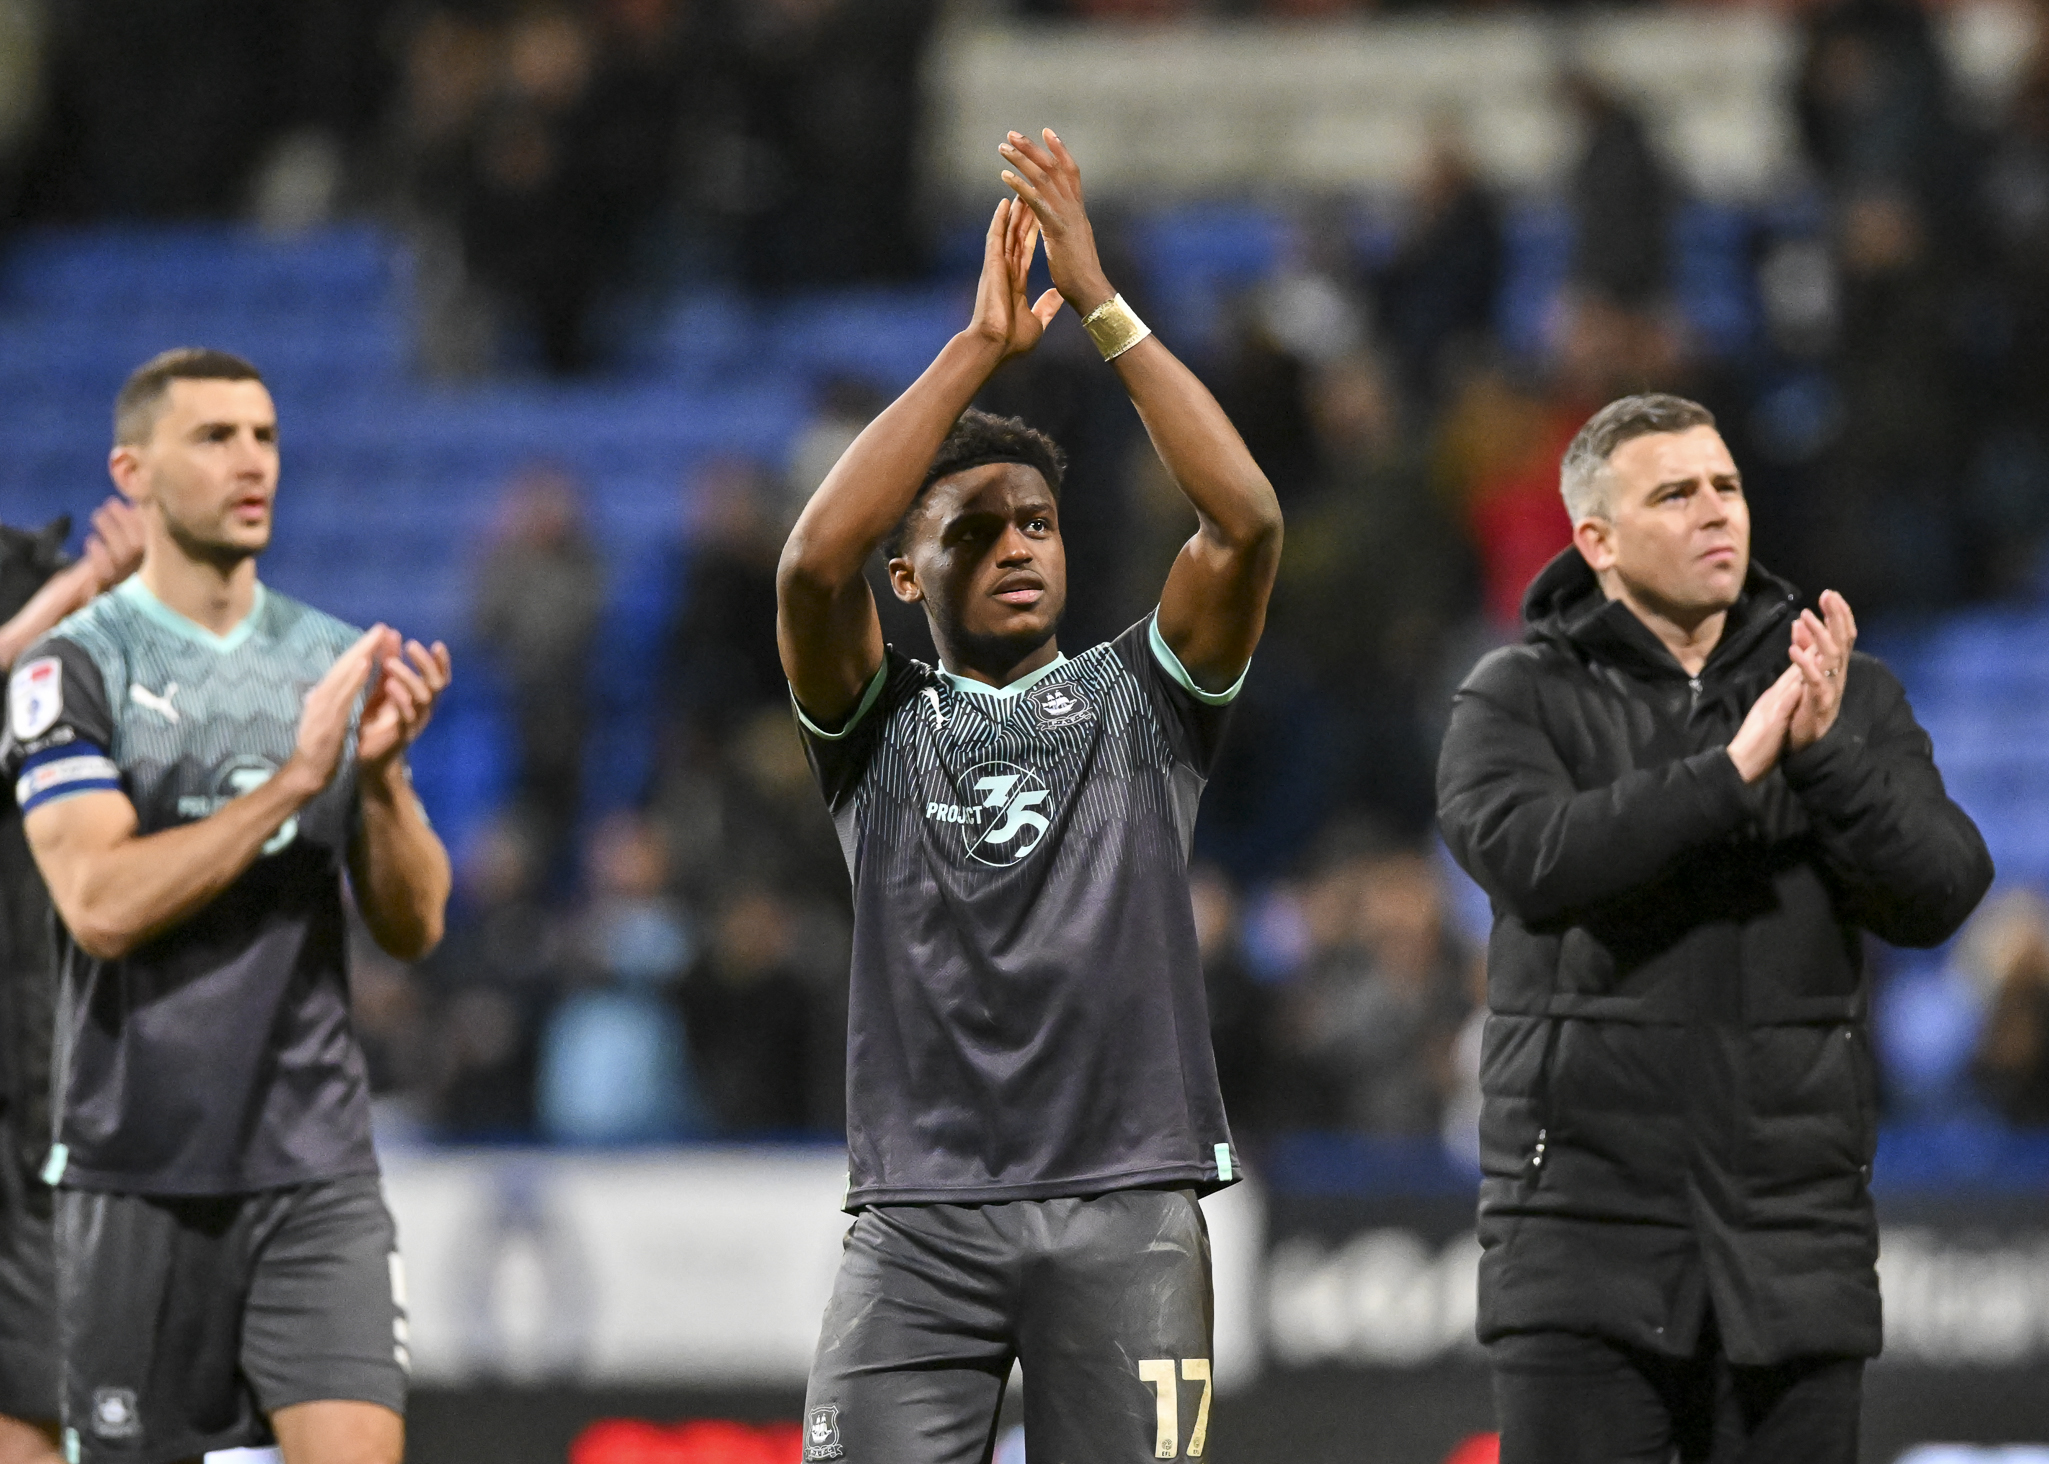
1028,679,1095,730
945,759,1053,867
9,656,61,740
89,1386,141,1440
804,1405,844,1460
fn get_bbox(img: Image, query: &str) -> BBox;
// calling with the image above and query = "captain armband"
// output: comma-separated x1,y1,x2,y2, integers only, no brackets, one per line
15,741,120,814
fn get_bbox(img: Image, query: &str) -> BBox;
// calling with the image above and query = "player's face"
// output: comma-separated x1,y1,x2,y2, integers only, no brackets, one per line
120,378,281,563
1577,425,1749,623
890,462,1067,654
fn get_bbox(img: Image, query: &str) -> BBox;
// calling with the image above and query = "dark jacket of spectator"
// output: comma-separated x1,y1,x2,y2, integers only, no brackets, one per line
1437,549,1992,1365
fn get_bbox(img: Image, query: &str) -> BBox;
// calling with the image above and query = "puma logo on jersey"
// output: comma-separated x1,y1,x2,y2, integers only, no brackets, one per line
921,686,946,729
129,681,180,723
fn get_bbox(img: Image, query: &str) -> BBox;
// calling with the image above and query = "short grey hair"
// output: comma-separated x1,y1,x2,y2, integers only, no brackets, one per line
1559,393,1717,523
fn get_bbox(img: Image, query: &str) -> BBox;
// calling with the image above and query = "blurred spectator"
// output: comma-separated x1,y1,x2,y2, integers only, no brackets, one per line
1432,360,1577,628
1797,0,1970,232
1564,74,1672,310
349,919,434,1143
664,457,788,753
1208,298,1320,505
420,816,567,1139
20,0,399,221
1970,890,2049,1126
660,706,848,905
1377,127,1503,411
721,0,940,290
1190,864,1274,1133
538,812,703,1143
1279,828,1474,1134
474,462,607,868
683,883,834,1135
784,378,888,527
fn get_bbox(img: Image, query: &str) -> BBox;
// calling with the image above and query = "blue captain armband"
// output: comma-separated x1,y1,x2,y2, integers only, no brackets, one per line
15,742,121,814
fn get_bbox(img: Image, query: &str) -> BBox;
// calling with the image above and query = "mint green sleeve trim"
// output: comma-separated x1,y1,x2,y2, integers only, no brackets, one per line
1148,613,1249,706
791,659,889,741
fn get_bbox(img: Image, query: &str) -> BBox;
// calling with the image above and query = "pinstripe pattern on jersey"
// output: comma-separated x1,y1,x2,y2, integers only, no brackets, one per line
56,580,361,843
806,618,1240,1208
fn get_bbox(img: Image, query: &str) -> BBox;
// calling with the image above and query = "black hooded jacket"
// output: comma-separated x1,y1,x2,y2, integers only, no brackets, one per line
1437,549,1992,1364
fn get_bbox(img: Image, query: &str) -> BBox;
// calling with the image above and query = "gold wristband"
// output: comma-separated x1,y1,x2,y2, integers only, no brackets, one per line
1081,294,1151,362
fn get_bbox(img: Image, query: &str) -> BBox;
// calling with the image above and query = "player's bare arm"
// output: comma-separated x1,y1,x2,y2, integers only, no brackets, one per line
1001,129,1283,691
347,632,453,961
24,625,387,960
0,499,144,671
777,195,1062,724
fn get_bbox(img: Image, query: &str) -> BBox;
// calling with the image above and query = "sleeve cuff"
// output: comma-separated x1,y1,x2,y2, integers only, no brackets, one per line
791,660,888,741
1149,613,1248,706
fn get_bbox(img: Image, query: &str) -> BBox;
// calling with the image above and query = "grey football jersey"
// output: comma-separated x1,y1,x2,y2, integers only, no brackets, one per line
799,614,1243,1209
3,579,375,1196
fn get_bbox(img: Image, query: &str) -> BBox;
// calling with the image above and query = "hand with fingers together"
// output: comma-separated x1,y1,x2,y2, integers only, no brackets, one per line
968,195,1064,363
358,631,453,771
1788,589,1857,752
998,128,1116,317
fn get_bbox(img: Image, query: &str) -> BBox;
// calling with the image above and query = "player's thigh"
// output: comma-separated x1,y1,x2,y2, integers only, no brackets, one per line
270,1399,402,1464
54,1188,267,1463
1492,1330,1689,1464
241,1178,408,1429
0,1144,57,1427
803,1207,1014,1464
1015,1188,1214,1464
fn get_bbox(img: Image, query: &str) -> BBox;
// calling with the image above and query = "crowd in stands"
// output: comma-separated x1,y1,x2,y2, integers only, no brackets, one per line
7,0,2049,1156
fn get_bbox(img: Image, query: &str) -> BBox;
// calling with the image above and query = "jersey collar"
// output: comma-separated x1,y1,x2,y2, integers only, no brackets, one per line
937,652,1070,700
116,577,267,655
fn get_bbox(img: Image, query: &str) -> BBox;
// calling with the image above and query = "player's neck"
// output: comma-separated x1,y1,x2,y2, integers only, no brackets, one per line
937,633,1062,691
139,548,260,637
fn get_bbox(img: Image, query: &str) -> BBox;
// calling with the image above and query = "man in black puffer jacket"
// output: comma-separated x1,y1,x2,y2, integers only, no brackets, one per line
1437,394,1992,1464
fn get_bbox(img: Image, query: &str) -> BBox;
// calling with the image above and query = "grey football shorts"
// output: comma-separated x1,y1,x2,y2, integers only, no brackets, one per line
803,1186,1216,1464
0,1117,56,1423
55,1173,407,1464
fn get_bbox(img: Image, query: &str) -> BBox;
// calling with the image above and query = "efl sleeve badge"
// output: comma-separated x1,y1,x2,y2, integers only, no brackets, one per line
9,656,63,741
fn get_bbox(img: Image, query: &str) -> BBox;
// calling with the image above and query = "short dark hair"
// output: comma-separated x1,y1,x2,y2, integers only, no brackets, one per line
114,348,265,446
1559,392,1716,522
882,409,1066,559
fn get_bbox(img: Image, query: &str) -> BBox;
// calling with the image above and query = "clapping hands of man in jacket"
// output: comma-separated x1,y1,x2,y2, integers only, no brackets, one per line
1437,394,1991,1464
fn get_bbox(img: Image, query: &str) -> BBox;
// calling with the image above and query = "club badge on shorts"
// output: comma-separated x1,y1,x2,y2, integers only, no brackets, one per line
10,656,62,740
804,1404,845,1461
89,1386,141,1441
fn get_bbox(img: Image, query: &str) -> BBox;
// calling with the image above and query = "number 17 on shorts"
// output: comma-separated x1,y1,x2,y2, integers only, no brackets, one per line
1137,1358,1211,1459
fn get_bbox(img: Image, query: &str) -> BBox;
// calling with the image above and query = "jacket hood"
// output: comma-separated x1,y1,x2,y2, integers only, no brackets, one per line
1519,546,1800,680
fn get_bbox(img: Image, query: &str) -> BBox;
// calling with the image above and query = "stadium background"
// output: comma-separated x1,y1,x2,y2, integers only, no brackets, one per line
3,0,2049,1459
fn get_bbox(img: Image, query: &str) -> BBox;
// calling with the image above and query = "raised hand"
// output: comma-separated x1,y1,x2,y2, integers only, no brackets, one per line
967,196,1063,363
1788,590,1857,752
358,636,453,771
1728,664,1803,784
999,129,1114,315
81,497,145,591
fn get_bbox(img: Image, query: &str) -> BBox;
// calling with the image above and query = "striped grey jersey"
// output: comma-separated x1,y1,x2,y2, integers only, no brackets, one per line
799,614,1243,1209
2,579,374,1195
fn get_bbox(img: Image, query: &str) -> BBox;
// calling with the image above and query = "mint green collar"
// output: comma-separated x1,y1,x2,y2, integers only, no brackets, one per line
116,577,266,654
938,652,1070,699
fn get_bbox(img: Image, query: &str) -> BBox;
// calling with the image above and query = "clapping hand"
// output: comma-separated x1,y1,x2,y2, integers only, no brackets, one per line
358,631,452,771
999,129,1117,317
1788,590,1856,752
967,195,1063,363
